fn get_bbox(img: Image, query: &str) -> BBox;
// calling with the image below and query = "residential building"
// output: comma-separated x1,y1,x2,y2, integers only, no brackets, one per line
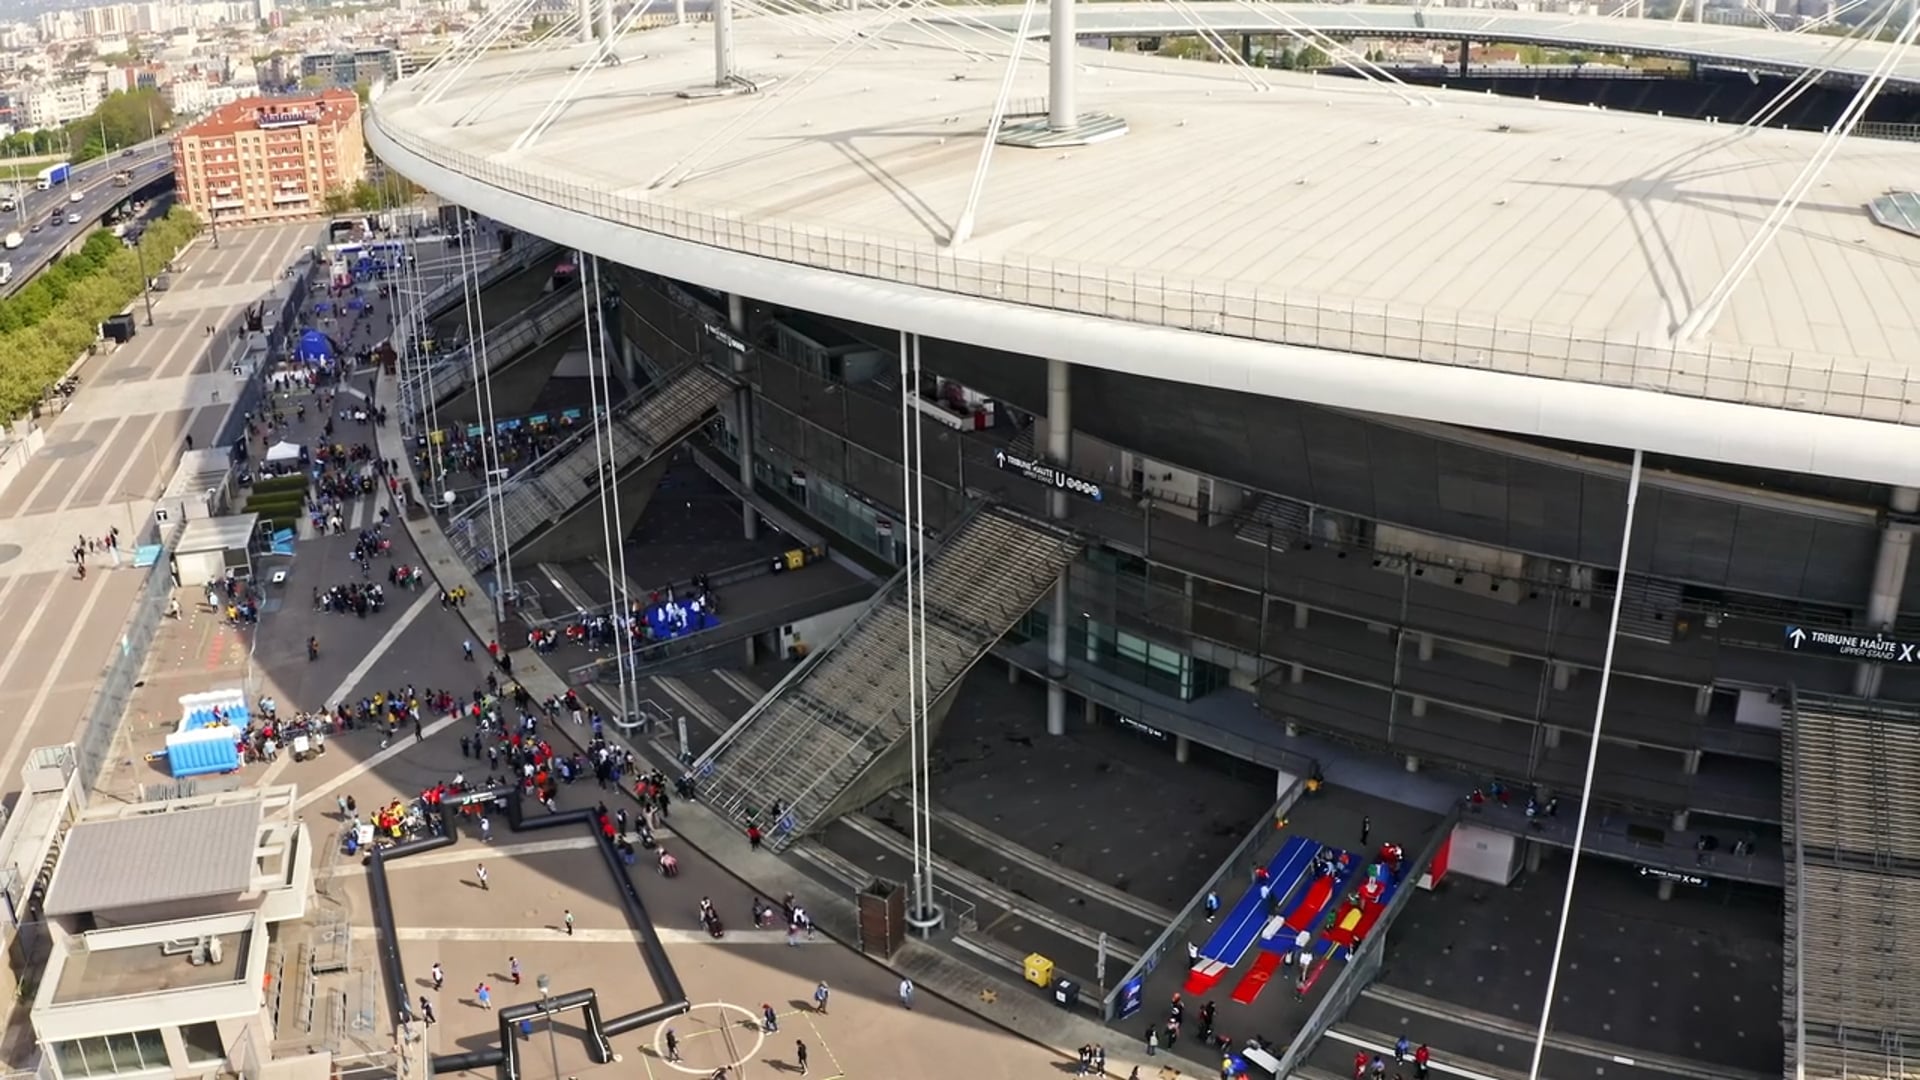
172,88,366,224
299,47,397,90
18,77,103,129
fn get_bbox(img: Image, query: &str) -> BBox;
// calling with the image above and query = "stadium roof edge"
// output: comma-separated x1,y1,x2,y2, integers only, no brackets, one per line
368,115,1920,488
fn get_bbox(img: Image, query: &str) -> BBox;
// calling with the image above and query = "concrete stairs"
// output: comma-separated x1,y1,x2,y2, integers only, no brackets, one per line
696,508,1083,847
444,363,735,571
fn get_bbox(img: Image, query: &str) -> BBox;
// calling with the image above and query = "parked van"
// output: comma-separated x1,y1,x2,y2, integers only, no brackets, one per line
3,232,21,250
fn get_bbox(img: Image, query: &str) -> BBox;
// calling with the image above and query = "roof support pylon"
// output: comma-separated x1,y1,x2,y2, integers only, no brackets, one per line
1048,0,1075,131
715,0,737,85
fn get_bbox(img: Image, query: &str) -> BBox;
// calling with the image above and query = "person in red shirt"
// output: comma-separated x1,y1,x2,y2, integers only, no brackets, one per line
1354,1051,1370,1080
1414,1044,1431,1079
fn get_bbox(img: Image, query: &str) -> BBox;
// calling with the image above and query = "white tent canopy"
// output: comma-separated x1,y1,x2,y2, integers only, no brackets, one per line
264,441,304,464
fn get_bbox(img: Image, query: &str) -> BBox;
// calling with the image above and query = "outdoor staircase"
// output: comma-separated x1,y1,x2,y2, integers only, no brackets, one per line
698,507,1084,847
1236,493,1314,550
416,239,560,324
444,363,735,570
402,287,584,413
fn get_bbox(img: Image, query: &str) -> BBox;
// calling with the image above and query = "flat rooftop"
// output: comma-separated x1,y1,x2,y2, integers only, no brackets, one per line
43,800,262,917
50,928,251,1004
373,7,1920,423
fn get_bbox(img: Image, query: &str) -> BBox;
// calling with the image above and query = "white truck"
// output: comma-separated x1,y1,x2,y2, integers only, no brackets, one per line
3,232,20,250
0,262,13,287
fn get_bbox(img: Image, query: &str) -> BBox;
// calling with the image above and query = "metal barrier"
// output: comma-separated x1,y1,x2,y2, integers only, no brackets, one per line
1102,776,1309,1019
72,520,184,794
1271,800,1466,1080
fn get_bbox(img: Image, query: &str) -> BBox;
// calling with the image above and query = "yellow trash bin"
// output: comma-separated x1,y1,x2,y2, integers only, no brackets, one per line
1024,954,1055,989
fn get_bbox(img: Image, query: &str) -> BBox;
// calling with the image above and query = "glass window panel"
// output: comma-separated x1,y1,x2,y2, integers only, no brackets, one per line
132,1030,168,1069
180,1022,225,1063
54,1040,90,1078
103,1033,141,1072
80,1037,116,1075
1116,632,1147,664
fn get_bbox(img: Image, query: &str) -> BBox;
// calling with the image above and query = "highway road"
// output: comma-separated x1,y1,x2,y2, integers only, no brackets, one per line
1,138,174,296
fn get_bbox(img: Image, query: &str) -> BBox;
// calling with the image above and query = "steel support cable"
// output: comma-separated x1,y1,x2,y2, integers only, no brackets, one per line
1677,2,1920,342
470,215,518,606
1231,0,1430,104
511,0,662,151
1162,0,1271,90
1743,0,1887,130
456,13,590,127
909,330,937,925
580,249,626,722
425,0,551,105
896,328,924,924
456,210,509,600
948,0,1043,247
1523,449,1645,1080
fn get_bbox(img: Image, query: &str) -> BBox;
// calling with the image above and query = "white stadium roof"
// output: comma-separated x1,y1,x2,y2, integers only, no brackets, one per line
370,4,1920,485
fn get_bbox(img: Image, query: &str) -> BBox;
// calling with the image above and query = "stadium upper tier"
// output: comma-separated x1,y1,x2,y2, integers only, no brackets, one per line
369,5,1920,486
976,3,1920,87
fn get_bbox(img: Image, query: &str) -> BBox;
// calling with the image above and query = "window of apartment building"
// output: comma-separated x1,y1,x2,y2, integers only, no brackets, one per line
178,1022,225,1065
52,1030,168,1077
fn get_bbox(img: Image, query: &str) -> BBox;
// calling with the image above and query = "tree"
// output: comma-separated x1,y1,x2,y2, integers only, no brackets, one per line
323,189,353,215
353,79,373,106
62,88,173,162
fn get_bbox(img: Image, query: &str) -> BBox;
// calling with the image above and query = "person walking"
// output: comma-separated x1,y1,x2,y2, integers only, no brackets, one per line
475,983,492,1010
463,640,474,662
475,864,489,890
419,996,436,1026
812,981,830,1015
663,1028,680,1062
898,978,914,1010
509,956,521,985
761,1003,778,1033
563,910,575,936
795,1040,809,1074
1361,815,1372,846
430,963,444,991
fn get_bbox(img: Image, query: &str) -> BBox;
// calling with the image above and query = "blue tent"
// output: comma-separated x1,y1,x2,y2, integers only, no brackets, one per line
298,329,336,362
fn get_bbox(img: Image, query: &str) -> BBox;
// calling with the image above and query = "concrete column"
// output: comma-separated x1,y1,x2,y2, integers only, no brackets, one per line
729,294,757,542
578,0,594,43
1542,726,1562,749
1552,662,1573,692
1855,486,1918,698
1046,359,1072,521
1416,633,1434,662
1671,809,1689,832
1657,877,1675,901
1084,698,1097,725
713,0,736,83
1048,0,1077,132
1293,603,1309,630
742,634,757,666
1524,839,1543,873
1404,754,1420,773
1410,696,1427,718
1046,358,1072,737
1682,749,1701,776
675,0,685,24
1047,581,1069,736
1175,735,1192,764
1008,661,1020,685
1289,663,1303,685
1693,684,1713,717
1458,39,1470,76
598,0,615,48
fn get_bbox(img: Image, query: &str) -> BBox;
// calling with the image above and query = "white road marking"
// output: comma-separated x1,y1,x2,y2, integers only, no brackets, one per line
351,926,819,946
0,572,112,790
292,713,459,812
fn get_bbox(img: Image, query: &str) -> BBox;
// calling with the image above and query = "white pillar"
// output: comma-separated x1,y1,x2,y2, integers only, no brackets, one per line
1855,486,1918,698
729,293,757,541
1046,358,1071,736
713,0,736,85
1048,0,1077,131
598,0,615,48
578,0,593,44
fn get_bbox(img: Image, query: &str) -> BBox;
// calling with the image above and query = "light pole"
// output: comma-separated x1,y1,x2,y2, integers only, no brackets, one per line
536,974,561,1080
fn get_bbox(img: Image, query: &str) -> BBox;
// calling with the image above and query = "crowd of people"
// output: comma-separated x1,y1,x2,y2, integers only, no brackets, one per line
315,582,388,617
526,576,725,656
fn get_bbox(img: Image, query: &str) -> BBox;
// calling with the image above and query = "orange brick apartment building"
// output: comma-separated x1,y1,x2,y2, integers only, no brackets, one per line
172,89,367,225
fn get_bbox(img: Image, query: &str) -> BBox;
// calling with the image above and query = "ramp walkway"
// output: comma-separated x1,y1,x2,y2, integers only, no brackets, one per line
414,238,560,325
696,507,1083,848
402,287,585,411
444,362,734,570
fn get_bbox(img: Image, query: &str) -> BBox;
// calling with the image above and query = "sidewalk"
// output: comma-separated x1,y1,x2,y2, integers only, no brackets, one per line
372,367,1188,1077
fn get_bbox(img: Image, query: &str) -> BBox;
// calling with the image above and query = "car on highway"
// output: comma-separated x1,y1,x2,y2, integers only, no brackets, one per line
29,223,40,233
3,232,18,249
65,212,79,225
67,190,82,203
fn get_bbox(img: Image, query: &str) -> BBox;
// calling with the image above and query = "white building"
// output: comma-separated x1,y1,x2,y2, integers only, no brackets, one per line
18,77,104,129
30,786,322,1080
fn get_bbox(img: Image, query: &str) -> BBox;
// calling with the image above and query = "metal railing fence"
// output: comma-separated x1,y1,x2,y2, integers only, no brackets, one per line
72,521,184,795
368,107,1920,426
